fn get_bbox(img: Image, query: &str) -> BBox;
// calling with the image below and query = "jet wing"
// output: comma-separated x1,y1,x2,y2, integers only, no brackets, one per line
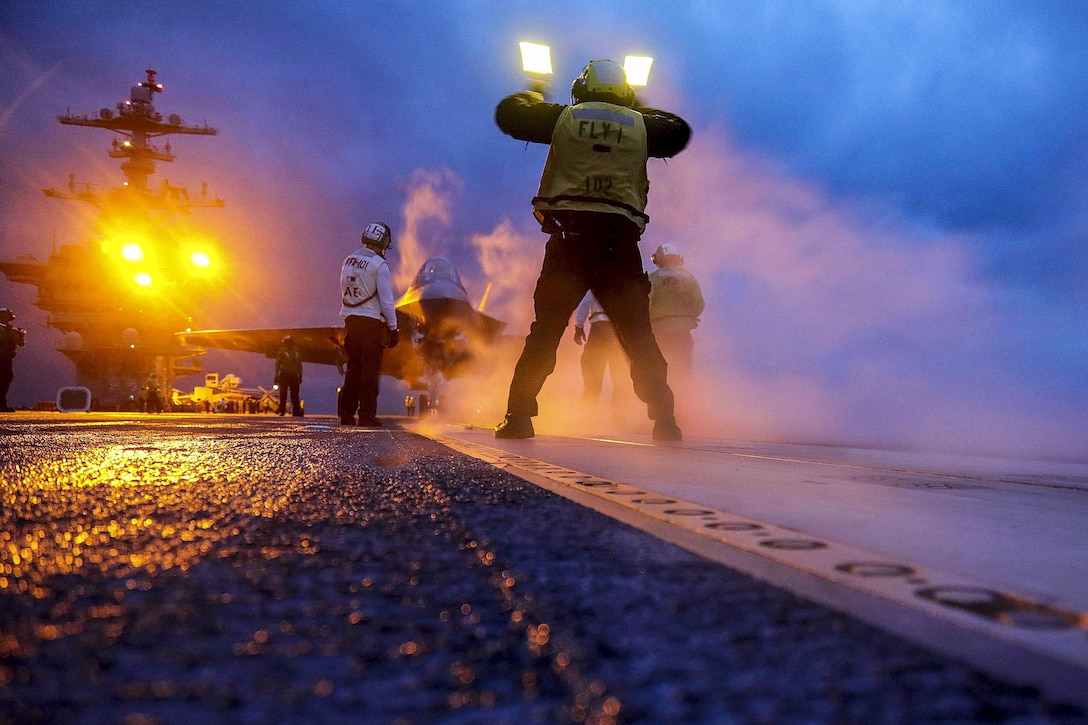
176,253,512,391
178,327,345,365
476,310,507,339
177,310,426,388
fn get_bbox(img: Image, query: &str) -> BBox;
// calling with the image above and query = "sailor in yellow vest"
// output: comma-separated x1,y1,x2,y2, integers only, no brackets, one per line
648,243,705,374
493,59,691,441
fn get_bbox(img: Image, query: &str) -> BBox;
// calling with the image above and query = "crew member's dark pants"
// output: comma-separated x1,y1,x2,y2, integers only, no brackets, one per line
651,325,695,374
580,321,630,409
277,375,302,416
0,357,13,410
505,212,675,423
341,315,385,423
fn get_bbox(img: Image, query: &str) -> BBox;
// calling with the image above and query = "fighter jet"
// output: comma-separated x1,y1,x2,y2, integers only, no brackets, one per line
176,257,511,390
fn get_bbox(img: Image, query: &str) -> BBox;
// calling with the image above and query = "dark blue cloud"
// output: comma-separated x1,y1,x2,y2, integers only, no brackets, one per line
687,5,1084,224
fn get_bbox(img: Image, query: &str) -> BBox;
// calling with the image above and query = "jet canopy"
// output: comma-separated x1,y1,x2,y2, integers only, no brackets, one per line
412,258,465,292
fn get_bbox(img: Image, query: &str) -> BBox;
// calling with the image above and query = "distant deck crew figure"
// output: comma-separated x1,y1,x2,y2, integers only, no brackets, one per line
0,308,26,412
493,58,691,441
275,335,304,417
574,291,631,417
141,372,163,413
339,221,399,427
648,244,705,374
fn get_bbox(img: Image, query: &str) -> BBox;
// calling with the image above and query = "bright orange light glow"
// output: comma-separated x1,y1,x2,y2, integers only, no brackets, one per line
624,56,653,86
133,272,153,287
189,251,211,268
519,42,552,75
120,243,144,262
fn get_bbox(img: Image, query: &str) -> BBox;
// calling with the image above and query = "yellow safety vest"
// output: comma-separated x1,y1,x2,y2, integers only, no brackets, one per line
649,267,705,331
533,102,650,231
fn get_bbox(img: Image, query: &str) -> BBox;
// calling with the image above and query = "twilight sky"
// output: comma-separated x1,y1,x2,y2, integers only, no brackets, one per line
2,1,1087,458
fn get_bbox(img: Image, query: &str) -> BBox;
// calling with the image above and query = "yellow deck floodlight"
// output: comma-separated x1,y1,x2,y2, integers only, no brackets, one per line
624,56,654,87
133,272,153,287
120,242,144,263
180,234,219,277
519,42,553,76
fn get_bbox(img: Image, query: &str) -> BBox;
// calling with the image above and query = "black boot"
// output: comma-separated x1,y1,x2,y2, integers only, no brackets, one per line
494,414,534,439
652,418,682,442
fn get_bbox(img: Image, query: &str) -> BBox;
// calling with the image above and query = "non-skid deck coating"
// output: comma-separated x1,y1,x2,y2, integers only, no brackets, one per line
0,413,1086,723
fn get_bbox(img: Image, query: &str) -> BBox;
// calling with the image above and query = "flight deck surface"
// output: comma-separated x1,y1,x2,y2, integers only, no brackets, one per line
429,423,1088,705
2,413,1086,723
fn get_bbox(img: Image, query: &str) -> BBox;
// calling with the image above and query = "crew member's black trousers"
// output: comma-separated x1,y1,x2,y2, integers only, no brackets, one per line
505,212,674,423
341,316,385,423
580,321,630,409
277,374,302,416
652,326,695,374
0,357,13,409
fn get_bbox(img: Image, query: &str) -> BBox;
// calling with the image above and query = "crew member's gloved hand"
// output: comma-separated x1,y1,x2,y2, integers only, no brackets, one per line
573,326,586,345
387,328,399,348
527,80,550,99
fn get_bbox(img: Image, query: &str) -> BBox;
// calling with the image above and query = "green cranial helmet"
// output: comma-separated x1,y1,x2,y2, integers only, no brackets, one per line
571,59,634,107
361,222,393,252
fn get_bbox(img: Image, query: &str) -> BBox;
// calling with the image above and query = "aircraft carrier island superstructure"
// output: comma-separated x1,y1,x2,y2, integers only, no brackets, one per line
0,70,225,409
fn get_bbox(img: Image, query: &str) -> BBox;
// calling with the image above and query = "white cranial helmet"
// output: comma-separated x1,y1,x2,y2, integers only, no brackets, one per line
651,243,683,267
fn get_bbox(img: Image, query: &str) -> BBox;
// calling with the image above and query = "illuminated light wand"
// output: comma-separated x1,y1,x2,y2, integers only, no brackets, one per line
518,44,655,102
519,41,553,98
623,55,653,90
